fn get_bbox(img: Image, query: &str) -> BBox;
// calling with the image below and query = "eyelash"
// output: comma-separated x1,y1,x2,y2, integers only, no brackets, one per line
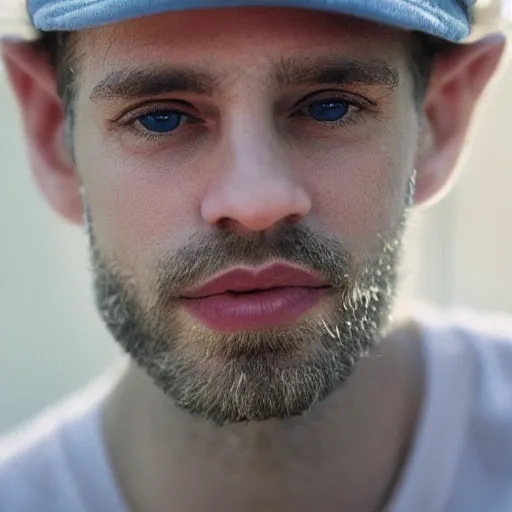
116,92,373,142
295,95,369,127
116,103,198,143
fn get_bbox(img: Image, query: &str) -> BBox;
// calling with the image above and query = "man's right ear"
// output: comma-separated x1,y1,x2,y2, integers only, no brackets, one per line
2,42,83,225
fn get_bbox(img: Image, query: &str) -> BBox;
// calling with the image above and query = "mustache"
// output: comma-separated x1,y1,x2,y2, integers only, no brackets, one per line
155,224,355,301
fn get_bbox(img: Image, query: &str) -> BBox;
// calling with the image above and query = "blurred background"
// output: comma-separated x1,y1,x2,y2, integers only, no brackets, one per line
1,3,512,434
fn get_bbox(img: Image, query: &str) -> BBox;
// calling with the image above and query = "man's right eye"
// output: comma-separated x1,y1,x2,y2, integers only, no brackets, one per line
136,111,184,134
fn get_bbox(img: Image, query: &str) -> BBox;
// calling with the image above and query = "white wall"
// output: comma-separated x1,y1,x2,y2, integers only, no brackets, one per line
413,51,512,310
0,77,121,433
0,47,511,434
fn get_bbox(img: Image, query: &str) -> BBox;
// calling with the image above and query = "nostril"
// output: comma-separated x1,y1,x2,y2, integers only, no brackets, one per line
216,218,262,234
201,179,312,232
217,217,232,230
287,213,304,224
213,211,306,234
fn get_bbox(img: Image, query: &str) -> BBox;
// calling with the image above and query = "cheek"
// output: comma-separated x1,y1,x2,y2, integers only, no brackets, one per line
74,100,418,273
74,122,203,273
304,124,416,252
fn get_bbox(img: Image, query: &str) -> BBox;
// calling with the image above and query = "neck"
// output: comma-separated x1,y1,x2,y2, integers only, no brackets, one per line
102,321,424,512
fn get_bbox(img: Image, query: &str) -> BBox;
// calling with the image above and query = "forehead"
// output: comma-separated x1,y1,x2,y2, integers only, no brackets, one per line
77,7,410,75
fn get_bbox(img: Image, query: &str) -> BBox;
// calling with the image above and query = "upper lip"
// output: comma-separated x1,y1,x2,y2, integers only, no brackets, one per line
180,263,330,299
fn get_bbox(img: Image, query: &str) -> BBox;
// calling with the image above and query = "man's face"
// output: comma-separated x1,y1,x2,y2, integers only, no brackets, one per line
72,7,419,423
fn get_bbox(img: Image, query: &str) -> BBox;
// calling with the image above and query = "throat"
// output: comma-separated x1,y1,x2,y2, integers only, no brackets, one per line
101,322,425,512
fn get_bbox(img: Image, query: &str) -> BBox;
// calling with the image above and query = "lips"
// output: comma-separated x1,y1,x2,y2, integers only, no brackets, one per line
181,264,329,298
179,263,330,332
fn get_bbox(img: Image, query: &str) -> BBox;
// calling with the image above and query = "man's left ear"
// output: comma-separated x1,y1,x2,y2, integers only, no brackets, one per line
414,33,507,205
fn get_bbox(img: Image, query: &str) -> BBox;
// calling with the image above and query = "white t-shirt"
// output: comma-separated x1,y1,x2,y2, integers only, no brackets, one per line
1,308,512,512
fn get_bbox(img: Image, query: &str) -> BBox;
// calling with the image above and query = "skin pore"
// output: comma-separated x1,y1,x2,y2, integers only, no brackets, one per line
1,6,505,512
71,9,420,428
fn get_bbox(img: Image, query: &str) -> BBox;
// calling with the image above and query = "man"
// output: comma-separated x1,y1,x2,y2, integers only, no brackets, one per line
0,0,510,510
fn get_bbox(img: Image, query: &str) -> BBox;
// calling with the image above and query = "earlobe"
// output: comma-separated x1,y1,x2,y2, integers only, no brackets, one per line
413,33,507,206
1,42,83,225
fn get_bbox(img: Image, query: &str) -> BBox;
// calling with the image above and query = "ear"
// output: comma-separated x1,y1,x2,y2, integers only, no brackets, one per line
414,33,507,205
1,42,83,225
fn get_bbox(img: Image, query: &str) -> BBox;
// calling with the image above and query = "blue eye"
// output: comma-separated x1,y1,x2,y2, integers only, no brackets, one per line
307,101,350,123
137,111,182,133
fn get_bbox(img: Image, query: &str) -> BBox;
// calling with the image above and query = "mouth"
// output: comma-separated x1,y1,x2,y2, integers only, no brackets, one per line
178,263,331,332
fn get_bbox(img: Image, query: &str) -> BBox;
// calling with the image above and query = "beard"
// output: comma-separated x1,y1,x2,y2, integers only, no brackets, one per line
86,205,409,425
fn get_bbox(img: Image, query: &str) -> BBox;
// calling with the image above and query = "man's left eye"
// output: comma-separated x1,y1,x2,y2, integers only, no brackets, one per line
137,111,183,133
305,100,350,123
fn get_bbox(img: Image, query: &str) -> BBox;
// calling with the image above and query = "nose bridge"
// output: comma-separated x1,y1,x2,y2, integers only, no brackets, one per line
201,105,312,232
229,107,281,181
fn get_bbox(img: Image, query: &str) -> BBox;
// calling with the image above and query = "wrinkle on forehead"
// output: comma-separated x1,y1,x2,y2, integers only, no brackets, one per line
78,7,408,75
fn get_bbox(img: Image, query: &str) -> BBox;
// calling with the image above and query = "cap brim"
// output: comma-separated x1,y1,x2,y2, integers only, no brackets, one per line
29,0,470,41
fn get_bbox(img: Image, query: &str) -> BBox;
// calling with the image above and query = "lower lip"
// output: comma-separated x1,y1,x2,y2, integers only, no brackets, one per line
179,287,326,332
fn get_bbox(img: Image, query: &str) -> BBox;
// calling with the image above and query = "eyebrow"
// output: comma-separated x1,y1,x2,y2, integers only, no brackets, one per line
89,66,219,101
273,56,400,90
89,56,399,102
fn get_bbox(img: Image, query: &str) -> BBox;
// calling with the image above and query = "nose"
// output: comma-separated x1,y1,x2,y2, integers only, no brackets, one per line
201,122,312,235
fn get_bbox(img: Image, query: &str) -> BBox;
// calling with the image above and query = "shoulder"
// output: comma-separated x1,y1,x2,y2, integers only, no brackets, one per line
387,308,512,511
0,405,71,511
416,307,512,468
389,306,512,376
0,376,114,512
410,306,512,398
413,305,512,363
